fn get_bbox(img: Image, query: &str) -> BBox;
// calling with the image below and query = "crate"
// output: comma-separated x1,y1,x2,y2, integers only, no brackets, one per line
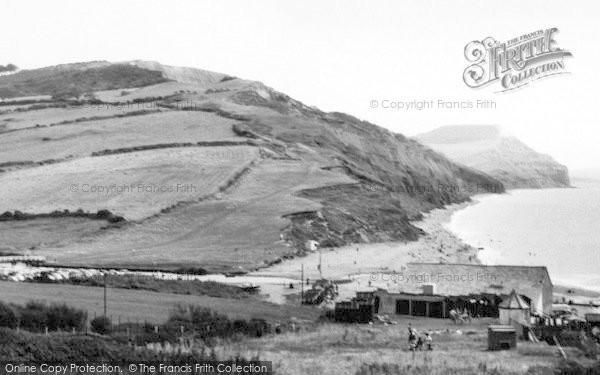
488,325,517,350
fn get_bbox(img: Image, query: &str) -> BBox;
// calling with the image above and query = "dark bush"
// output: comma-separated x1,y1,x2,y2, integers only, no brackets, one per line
19,308,47,332
17,301,86,333
219,75,236,82
166,305,271,340
174,266,208,275
95,209,125,223
0,302,19,329
90,316,112,335
45,303,87,331
95,209,112,220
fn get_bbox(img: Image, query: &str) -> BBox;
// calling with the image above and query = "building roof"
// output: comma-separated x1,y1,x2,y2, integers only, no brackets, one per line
499,290,530,310
379,262,551,298
488,325,516,332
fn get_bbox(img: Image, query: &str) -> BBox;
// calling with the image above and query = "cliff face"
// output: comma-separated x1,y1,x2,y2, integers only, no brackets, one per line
200,82,505,247
415,125,570,189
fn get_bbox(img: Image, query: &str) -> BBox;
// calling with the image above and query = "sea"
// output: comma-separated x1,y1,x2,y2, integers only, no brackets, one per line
446,180,600,292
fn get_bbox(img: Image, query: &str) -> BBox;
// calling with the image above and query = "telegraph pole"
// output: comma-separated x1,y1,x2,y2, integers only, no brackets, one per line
103,272,107,317
318,246,322,279
301,263,304,303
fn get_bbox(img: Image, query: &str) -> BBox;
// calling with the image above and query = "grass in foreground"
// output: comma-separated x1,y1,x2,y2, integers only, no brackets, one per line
0,327,262,366
218,317,599,375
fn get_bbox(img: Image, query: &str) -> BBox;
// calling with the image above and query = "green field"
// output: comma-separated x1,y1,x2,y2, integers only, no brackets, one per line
0,146,258,221
34,158,354,271
0,281,318,324
0,217,106,252
0,110,243,165
0,105,160,132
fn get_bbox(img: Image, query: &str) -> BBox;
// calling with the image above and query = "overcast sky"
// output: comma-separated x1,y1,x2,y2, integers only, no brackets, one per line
2,0,599,169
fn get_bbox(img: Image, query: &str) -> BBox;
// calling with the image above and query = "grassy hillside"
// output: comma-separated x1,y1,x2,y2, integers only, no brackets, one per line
0,62,168,98
0,147,258,220
0,111,243,165
0,61,504,272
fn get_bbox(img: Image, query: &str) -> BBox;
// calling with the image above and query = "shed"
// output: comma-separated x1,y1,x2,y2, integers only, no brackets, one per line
488,325,517,350
499,289,530,337
334,300,374,323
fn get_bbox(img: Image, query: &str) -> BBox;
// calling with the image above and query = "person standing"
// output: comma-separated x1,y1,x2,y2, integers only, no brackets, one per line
425,332,433,351
408,324,416,350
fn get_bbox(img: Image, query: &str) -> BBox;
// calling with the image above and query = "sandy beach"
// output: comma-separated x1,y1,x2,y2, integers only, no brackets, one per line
253,201,479,281
252,199,600,306
251,201,483,301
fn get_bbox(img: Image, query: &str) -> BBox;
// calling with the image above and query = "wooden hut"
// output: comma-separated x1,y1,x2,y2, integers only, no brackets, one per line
488,325,517,350
499,289,531,338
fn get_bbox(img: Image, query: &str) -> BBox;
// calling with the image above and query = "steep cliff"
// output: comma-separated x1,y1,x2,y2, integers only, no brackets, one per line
416,125,570,189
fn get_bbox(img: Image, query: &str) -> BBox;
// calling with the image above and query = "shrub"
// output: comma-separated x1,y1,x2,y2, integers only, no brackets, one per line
166,305,271,340
45,303,87,331
19,308,47,332
90,316,112,335
16,301,87,333
0,302,19,329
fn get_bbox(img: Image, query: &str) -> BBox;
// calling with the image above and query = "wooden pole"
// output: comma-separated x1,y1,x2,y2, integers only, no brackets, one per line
318,247,322,279
301,263,304,303
103,273,107,317
553,336,567,359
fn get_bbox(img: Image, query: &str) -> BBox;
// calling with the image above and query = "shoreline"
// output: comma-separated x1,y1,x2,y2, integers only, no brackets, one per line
2,194,596,306
251,200,481,281
255,195,600,305
444,191,600,305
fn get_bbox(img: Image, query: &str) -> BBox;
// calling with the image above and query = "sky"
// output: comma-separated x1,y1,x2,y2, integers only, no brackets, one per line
2,0,599,169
